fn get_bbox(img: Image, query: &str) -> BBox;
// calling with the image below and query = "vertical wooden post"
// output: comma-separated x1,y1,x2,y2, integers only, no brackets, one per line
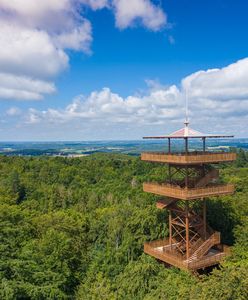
169,210,172,250
203,198,207,240
203,138,206,152
168,165,172,183
185,202,189,259
185,137,188,154
185,166,189,187
168,138,171,153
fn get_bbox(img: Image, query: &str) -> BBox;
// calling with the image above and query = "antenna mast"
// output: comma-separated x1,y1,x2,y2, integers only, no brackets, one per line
184,88,189,139
184,88,189,125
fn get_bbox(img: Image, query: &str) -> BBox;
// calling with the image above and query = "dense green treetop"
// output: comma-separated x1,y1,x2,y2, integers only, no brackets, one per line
0,153,247,299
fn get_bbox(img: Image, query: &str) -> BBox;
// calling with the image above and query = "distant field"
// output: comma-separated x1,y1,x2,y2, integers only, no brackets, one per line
0,139,247,156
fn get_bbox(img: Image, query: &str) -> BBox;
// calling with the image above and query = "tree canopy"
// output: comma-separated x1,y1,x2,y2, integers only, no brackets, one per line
0,153,247,299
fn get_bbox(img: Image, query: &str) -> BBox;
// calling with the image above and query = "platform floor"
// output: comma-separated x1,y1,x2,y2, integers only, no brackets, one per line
144,238,229,271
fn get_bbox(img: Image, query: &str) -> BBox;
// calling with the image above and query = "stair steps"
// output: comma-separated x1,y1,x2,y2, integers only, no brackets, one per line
187,232,221,261
156,198,178,209
195,169,219,188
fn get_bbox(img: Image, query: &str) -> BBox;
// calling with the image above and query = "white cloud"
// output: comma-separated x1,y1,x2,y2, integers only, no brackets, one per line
0,0,91,101
0,0,167,101
6,107,22,117
112,0,166,30
181,58,248,126
0,0,70,19
0,22,69,79
26,85,182,125
54,21,92,52
0,72,55,101
20,58,248,139
182,58,248,101
80,0,110,10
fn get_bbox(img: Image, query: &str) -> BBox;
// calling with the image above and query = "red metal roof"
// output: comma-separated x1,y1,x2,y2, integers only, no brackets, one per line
143,123,234,139
169,126,203,137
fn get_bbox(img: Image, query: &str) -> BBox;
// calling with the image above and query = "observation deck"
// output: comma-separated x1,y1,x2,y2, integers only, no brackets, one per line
141,151,236,165
144,238,230,271
143,182,234,200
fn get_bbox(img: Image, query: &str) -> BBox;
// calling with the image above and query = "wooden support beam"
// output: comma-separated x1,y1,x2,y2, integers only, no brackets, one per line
172,225,186,242
185,202,190,259
202,137,206,152
185,137,189,154
168,165,172,183
169,210,172,250
203,198,207,240
185,166,189,187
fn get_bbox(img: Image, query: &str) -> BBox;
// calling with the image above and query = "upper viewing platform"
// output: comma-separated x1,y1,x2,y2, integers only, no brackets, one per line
141,151,237,165
142,121,236,164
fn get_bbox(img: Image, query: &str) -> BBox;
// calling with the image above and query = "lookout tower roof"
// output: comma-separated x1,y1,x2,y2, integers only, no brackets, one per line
169,126,203,138
143,122,234,139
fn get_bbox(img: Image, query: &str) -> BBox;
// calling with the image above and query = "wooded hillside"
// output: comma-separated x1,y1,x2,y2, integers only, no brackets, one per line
0,154,247,299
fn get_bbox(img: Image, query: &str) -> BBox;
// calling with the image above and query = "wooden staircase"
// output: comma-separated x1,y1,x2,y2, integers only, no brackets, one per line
195,168,219,188
156,198,178,209
187,232,221,262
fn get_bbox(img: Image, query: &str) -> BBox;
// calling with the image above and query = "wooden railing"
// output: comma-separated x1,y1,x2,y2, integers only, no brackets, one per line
144,239,170,248
189,237,204,256
144,238,229,271
144,240,188,270
192,232,220,259
187,252,227,270
143,182,234,200
141,152,236,164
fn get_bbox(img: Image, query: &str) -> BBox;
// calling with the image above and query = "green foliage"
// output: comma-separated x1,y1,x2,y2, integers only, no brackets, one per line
231,147,248,167
76,272,116,300
0,154,247,299
192,263,248,300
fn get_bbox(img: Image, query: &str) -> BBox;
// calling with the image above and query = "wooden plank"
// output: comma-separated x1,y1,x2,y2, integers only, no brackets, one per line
143,182,234,200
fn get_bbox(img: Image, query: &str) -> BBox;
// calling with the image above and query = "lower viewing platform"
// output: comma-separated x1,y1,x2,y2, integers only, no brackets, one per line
141,151,236,165
144,238,229,271
143,182,234,200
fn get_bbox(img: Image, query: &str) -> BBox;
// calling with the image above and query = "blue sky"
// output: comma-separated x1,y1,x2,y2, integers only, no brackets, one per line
0,0,248,140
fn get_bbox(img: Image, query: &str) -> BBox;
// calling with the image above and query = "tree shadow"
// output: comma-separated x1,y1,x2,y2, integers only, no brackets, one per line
206,199,239,245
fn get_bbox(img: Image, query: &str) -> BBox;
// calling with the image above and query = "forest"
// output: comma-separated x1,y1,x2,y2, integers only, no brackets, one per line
0,149,248,299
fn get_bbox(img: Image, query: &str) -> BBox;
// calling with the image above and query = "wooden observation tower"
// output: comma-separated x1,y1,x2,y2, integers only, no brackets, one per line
141,120,236,272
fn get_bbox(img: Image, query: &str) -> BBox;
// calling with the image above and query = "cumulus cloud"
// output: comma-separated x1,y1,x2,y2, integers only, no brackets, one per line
113,0,166,30
6,107,22,117
21,58,248,138
0,72,55,101
183,58,248,101
80,0,167,30
0,0,91,100
26,85,182,125
54,21,92,52
0,22,68,79
80,0,110,10
181,58,248,124
0,0,167,101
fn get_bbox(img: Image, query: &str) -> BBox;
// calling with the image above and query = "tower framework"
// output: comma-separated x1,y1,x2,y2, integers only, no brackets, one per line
141,124,236,272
